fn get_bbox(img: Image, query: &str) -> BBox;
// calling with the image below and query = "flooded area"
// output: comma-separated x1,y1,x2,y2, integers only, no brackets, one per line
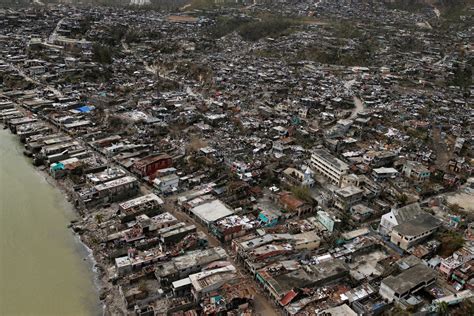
0,129,100,316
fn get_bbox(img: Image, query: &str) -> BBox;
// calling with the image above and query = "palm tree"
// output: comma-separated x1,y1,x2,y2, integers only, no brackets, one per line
436,301,449,316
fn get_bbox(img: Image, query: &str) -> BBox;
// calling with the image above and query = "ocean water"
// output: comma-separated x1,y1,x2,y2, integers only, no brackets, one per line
0,129,100,316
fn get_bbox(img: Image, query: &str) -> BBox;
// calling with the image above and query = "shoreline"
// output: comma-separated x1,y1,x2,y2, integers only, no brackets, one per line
36,144,113,316
1,123,110,315
73,233,106,316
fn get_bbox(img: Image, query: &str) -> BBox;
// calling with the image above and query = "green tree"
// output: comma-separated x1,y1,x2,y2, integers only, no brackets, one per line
452,63,472,92
398,194,408,206
436,301,449,316
237,18,295,41
92,44,113,64
449,203,461,214
453,299,474,316
389,305,410,316
439,231,465,257
291,186,312,203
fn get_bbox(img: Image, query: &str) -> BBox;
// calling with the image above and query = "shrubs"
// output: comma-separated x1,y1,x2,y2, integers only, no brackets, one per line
438,231,465,257
384,0,428,13
237,18,295,41
92,44,114,64
211,16,249,39
451,62,473,92
291,186,312,203
297,36,378,66
211,16,296,41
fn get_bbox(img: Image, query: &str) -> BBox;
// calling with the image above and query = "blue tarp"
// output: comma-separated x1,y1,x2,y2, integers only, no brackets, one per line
77,105,93,113
50,162,65,171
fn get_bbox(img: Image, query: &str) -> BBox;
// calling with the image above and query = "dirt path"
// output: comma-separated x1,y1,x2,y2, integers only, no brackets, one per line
349,96,365,119
8,63,63,97
179,3,191,10
162,196,280,314
162,199,220,247
432,127,451,171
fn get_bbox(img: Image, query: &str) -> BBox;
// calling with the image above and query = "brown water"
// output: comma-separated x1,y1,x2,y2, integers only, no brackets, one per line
0,129,100,316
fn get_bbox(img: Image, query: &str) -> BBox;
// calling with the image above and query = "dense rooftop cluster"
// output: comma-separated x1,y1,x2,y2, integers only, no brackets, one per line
0,0,473,315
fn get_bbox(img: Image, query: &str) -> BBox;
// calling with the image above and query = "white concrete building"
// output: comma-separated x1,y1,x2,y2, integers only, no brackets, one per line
310,148,349,186
130,0,150,5
334,186,364,211
190,199,234,226
379,203,422,236
390,213,440,250
379,264,436,302
153,173,179,193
